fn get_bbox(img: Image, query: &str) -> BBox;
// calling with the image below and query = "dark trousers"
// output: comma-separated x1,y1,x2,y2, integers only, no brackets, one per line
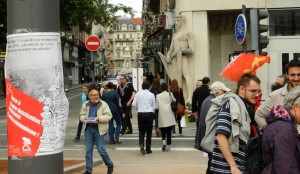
160,126,173,145
172,114,182,134
122,105,133,133
137,112,154,150
206,152,212,174
75,119,83,139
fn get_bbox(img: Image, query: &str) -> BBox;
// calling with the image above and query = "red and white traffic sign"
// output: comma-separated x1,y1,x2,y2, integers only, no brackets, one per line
85,36,101,51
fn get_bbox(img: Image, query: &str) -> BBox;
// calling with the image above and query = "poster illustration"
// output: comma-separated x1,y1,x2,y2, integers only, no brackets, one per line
5,33,69,156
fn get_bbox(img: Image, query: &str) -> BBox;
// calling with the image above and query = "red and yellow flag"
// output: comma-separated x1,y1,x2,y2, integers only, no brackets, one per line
220,53,270,82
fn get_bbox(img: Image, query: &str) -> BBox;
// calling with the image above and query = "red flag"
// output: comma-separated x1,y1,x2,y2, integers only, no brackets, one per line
220,53,270,82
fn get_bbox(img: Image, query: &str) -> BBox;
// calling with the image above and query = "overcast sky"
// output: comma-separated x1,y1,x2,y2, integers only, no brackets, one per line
109,0,143,17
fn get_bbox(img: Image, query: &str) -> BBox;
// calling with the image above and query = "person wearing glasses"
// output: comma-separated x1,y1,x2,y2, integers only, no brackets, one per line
261,86,300,174
210,74,261,174
80,84,114,174
256,60,300,132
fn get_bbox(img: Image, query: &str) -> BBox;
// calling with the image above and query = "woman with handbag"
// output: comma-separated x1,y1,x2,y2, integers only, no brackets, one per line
156,82,177,152
170,79,186,136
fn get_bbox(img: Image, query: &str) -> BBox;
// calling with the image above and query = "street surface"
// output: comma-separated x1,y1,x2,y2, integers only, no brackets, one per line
0,87,208,173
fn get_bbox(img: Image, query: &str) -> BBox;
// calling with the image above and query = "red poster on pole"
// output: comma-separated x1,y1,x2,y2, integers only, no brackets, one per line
6,79,44,156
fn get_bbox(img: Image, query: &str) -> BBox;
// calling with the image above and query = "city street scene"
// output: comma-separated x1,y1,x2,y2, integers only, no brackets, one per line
1,0,300,174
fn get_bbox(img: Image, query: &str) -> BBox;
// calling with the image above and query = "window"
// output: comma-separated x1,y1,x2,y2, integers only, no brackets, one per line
122,24,127,30
137,33,141,39
130,33,132,39
129,25,133,30
123,42,126,47
123,34,126,39
294,53,300,61
269,10,300,36
282,53,289,74
117,50,120,58
116,42,120,48
117,34,119,39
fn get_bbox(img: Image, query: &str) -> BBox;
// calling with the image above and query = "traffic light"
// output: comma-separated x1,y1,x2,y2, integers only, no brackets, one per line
250,8,269,56
99,61,103,66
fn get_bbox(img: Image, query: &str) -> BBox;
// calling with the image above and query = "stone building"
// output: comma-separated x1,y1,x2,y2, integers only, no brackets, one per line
142,0,300,100
106,15,143,76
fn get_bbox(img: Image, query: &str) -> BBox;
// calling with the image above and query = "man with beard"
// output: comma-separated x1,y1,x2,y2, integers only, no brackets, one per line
255,60,300,131
210,74,261,174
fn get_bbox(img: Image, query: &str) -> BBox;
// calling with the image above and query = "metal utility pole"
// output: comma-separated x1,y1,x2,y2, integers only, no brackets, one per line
7,0,68,173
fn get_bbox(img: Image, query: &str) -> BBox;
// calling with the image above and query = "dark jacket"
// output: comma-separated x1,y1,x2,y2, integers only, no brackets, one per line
102,89,123,118
192,85,210,113
262,105,300,174
172,88,185,106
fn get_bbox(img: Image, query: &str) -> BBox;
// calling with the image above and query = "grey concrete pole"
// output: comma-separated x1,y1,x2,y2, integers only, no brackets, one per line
7,0,65,174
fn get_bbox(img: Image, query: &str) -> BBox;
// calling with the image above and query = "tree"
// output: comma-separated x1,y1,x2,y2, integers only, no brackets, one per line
0,0,7,51
0,0,133,51
60,0,133,34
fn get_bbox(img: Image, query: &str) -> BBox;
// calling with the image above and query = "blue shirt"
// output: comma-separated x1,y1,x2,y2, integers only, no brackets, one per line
88,103,97,118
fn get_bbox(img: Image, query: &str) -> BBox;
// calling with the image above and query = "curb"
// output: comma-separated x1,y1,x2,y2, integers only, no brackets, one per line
64,159,103,174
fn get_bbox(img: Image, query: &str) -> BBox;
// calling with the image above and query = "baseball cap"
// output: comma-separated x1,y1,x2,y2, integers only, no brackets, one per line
210,81,231,92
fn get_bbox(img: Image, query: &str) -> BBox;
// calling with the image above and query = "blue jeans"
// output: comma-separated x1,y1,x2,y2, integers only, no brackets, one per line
108,116,122,143
85,126,113,173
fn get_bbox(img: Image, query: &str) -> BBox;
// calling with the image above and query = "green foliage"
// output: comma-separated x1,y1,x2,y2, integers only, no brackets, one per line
0,0,133,50
60,0,133,34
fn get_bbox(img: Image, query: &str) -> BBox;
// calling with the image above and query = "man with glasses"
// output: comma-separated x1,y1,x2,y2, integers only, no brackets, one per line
210,74,261,174
255,59,300,131
117,75,136,134
80,84,114,174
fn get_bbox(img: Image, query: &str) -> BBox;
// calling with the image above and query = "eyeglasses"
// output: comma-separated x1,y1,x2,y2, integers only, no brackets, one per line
246,88,262,95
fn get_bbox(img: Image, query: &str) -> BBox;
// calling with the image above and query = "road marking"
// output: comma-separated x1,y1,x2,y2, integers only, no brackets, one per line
115,147,198,151
67,93,82,100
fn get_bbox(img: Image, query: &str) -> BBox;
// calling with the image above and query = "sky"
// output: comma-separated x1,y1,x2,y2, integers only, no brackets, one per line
109,0,143,18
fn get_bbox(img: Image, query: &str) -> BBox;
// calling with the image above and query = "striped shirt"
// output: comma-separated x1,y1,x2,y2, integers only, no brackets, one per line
210,101,246,174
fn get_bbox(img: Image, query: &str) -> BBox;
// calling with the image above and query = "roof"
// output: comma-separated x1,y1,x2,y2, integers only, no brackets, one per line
133,18,142,25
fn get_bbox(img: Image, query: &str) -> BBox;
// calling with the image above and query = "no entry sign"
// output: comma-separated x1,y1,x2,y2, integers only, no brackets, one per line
85,36,101,51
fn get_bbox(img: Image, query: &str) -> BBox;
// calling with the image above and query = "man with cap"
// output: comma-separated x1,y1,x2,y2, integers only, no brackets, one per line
196,81,231,174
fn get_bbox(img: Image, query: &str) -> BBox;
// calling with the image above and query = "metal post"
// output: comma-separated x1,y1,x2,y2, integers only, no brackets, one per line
7,0,66,173
242,5,247,53
136,53,139,91
91,51,95,83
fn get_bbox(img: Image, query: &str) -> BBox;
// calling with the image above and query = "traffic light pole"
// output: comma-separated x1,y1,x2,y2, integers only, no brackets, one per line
7,0,65,173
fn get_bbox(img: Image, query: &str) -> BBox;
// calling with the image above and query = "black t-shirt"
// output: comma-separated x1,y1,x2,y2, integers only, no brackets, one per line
117,82,135,104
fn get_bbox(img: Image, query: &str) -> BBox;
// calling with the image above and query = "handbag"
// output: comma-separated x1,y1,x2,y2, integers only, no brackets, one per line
176,90,185,116
169,92,177,112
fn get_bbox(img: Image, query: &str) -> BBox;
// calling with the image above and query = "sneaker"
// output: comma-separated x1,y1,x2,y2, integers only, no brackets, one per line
172,133,176,137
162,145,166,151
179,133,183,137
73,137,80,142
165,146,171,152
107,165,113,174
115,140,122,144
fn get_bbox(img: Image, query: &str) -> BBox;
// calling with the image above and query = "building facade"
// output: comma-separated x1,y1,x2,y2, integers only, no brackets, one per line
107,15,143,76
142,0,300,100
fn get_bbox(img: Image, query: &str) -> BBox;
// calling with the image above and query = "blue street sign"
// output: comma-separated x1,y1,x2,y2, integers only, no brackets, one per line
235,14,247,45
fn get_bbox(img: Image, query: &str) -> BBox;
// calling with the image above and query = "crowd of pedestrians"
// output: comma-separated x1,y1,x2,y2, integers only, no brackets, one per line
73,59,300,174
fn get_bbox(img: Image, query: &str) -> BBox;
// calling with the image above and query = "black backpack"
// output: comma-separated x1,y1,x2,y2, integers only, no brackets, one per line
245,134,263,174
